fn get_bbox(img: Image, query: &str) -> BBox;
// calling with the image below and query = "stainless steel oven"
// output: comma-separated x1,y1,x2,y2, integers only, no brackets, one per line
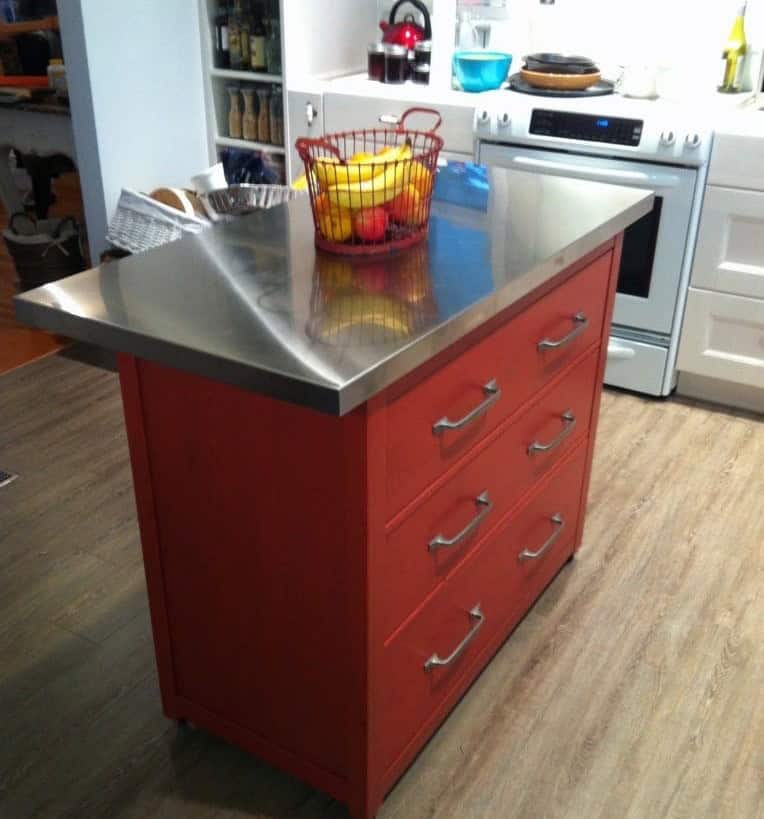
479,144,699,337
475,97,712,396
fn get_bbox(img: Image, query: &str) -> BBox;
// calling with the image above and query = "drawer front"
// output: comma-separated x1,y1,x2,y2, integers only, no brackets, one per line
323,92,476,155
377,445,588,774
386,250,612,517
709,132,764,191
379,348,599,639
678,287,764,390
604,335,669,396
691,186,764,300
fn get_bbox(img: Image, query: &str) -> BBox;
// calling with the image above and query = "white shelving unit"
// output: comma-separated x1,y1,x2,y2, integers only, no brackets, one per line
197,0,288,181
210,67,282,84
216,136,286,154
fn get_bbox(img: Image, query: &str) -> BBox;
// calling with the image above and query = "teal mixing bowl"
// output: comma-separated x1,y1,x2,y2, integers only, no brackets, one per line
453,51,512,92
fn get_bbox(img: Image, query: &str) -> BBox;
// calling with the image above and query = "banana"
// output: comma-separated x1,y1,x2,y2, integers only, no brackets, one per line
314,142,413,191
327,150,413,211
314,157,378,190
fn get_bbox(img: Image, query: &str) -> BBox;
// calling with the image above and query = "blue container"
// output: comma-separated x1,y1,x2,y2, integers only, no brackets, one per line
453,51,512,92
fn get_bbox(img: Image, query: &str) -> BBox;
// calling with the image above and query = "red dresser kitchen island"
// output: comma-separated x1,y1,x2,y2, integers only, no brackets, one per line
14,167,652,819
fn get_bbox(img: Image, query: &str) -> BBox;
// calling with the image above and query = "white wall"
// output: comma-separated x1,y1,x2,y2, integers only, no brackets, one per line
59,0,209,260
482,0,764,96
283,0,379,82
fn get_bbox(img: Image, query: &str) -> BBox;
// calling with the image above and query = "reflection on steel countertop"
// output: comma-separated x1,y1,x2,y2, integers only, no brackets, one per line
14,166,654,415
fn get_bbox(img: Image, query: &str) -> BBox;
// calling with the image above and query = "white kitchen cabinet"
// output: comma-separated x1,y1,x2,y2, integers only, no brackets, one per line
678,287,764,392
691,186,764,300
678,122,764,413
708,125,764,191
286,88,324,183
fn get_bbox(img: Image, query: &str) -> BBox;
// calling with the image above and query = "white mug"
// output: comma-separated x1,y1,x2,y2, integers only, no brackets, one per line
191,163,227,194
617,65,658,99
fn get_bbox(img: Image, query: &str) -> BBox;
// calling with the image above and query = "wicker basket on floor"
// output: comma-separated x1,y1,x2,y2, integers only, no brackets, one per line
3,213,86,292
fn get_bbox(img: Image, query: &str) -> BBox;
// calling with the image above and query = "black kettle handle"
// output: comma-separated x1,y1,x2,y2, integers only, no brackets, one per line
389,0,432,40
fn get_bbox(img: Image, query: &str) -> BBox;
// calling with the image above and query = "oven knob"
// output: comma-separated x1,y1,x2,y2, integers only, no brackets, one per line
660,130,676,147
477,109,490,126
498,112,511,128
685,132,702,149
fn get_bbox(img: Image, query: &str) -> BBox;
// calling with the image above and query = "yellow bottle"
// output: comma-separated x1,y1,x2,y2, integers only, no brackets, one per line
719,2,747,93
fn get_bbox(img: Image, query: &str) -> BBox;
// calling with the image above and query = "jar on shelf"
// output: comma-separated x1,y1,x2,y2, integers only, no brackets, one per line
256,87,270,143
265,16,282,75
249,2,267,71
384,45,408,84
241,87,257,141
228,0,243,70
414,40,431,67
227,86,242,139
269,85,284,145
367,42,385,82
412,63,430,85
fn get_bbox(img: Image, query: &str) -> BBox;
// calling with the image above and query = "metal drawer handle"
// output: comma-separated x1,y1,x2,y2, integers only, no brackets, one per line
537,313,589,350
428,492,493,552
527,411,576,455
518,514,565,561
433,380,501,435
424,605,485,672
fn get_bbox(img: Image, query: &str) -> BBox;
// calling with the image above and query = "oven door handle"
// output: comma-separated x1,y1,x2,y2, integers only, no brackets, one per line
508,155,682,189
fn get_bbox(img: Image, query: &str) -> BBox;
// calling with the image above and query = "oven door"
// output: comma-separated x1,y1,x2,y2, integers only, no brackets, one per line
478,143,698,336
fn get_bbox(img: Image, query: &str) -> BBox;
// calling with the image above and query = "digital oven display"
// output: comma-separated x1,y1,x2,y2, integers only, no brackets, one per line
530,110,643,146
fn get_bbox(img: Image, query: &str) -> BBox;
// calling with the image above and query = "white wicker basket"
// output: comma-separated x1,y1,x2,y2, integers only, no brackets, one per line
106,188,209,254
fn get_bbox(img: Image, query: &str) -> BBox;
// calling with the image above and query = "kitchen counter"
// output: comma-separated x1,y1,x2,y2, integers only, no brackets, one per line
15,165,652,414
13,162,652,819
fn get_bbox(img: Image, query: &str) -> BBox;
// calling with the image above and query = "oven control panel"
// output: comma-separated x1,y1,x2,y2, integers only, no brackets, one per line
530,109,643,146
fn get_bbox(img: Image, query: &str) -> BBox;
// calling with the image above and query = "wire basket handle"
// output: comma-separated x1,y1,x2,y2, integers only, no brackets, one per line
396,107,442,134
295,137,345,164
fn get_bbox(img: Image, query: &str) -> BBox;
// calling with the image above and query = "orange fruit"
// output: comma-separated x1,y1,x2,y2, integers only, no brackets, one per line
315,194,354,242
408,160,433,199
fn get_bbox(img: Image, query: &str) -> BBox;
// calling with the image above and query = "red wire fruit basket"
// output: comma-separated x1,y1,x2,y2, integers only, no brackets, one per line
295,107,444,256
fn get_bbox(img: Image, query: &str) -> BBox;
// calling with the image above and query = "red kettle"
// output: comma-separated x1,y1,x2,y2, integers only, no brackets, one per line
380,0,432,50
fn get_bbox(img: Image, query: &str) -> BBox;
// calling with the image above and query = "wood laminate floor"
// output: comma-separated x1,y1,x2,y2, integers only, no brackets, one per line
0,353,762,819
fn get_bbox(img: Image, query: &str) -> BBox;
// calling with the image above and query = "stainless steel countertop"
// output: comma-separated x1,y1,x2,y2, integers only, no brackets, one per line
15,165,653,415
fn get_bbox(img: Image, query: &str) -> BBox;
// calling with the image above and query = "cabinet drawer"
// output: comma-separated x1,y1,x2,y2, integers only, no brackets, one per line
322,92,475,155
691,186,764,299
377,444,587,774
379,348,599,639
386,250,612,517
678,287,764,390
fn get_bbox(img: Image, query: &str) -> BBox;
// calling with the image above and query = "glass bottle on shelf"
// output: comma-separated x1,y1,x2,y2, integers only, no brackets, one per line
256,86,270,143
228,86,242,139
242,87,257,141
214,1,231,69
265,16,282,75
228,0,243,70
250,3,267,72
269,85,284,145
239,0,252,72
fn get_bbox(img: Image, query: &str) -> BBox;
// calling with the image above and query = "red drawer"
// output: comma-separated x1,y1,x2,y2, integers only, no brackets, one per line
378,347,599,639
385,250,612,518
377,445,588,774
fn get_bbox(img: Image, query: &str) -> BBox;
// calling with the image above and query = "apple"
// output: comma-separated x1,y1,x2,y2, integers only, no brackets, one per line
352,207,388,242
